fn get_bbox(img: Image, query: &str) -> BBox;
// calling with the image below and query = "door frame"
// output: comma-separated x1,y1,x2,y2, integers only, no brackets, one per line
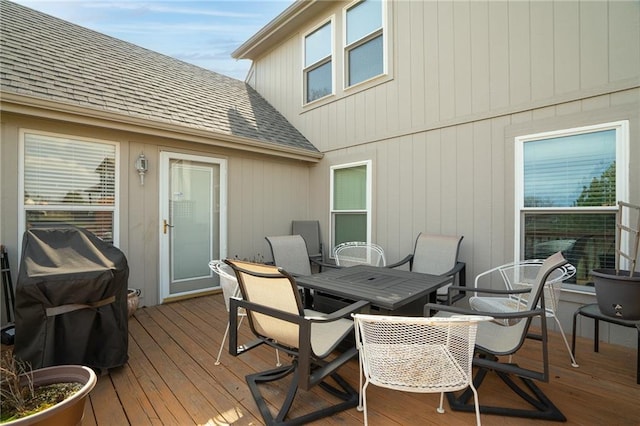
158,151,227,303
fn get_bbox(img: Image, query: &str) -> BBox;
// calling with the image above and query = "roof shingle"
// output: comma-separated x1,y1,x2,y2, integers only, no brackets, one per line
0,0,317,153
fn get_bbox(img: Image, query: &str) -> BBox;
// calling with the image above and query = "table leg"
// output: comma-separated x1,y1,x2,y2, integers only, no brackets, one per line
594,319,600,353
572,310,579,358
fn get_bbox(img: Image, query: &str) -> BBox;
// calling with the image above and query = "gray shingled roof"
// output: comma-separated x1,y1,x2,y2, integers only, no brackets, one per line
0,0,318,153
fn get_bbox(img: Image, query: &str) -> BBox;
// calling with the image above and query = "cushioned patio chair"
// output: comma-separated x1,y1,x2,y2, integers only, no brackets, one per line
334,241,386,267
224,259,369,426
387,233,466,304
208,260,280,367
424,251,569,421
469,259,578,367
353,313,493,426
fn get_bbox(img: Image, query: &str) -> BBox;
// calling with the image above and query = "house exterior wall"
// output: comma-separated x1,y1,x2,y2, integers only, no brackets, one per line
244,0,640,346
0,111,312,312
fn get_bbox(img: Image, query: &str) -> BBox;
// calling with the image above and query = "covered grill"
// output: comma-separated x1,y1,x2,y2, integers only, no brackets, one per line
14,225,129,369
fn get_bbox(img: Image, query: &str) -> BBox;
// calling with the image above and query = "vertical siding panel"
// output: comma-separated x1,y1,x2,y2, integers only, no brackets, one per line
471,120,494,273
554,1,580,94
470,0,490,114
438,1,455,121
440,126,457,234
396,0,412,131
424,1,440,124
456,123,474,262
410,0,426,128
530,1,554,101
509,1,531,106
609,1,640,81
364,89,376,139
488,1,510,110
411,133,427,239
453,0,472,117
580,1,609,89
374,84,388,137
425,130,442,233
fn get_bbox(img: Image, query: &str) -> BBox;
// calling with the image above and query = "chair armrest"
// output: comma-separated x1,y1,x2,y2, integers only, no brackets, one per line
424,302,544,319
307,299,370,322
310,257,341,271
385,254,413,269
446,285,531,296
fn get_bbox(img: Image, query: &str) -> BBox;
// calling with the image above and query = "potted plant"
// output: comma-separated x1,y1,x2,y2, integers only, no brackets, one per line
0,354,97,425
591,201,640,321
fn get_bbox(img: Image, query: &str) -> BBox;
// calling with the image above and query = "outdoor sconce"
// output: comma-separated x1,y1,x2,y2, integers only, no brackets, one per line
135,153,148,185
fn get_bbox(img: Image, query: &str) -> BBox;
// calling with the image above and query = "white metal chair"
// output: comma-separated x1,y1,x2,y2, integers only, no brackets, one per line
334,241,386,267
469,259,578,367
208,260,280,367
353,314,493,426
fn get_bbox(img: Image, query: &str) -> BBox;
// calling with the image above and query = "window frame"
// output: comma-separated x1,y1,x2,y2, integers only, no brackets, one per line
18,129,121,251
329,160,372,256
343,0,386,89
302,17,334,105
514,120,629,293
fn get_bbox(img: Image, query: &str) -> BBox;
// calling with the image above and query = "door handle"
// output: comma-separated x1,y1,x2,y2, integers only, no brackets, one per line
163,219,174,234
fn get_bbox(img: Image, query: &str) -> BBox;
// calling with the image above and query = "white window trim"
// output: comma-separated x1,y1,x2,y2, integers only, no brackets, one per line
342,0,388,90
329,160,373,255
302,16,335,106
18,129,121,255
514,120,629,293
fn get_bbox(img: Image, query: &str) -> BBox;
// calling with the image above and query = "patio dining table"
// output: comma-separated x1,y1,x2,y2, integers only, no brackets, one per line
295,264,452,316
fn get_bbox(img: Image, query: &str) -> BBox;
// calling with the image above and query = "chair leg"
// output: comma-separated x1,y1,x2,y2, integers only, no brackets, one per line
246,360,359,426
447,365,566,422
214,322,230,366
553,315,579,367
437,392,445,414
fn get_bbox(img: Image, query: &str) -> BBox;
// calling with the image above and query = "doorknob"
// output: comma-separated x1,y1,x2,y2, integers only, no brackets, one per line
163,219,174,234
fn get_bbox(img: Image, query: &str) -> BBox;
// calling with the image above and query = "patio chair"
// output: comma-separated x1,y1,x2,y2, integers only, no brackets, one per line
353,313,493,426
387,233,466,304
469,259,578,367
334,241,386,267
208,260,280,367
292,220,323,262
224,259,369,426
424,251,569,421
266,234,335,276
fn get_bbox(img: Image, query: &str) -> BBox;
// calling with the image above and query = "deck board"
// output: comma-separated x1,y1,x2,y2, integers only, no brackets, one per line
81,294,639,425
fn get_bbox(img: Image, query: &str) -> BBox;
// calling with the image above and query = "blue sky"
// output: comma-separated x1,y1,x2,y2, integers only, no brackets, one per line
13,0,295,80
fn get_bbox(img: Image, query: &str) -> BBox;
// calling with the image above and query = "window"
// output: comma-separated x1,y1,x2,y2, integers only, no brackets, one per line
304,20,333,104
515,121,629,291
345,0,384,87
20,131,119,244
330,161,372,253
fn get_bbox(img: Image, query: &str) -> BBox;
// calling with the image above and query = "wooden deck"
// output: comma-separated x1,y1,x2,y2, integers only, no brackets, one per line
81,293,639,425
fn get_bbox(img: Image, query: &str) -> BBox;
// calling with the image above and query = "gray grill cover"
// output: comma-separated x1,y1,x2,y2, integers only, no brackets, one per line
14,226,129,369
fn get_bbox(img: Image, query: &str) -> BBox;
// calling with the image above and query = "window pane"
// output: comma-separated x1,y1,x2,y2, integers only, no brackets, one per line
335,213,367,245
306,60,332,102
524,212,616,285
347,0,382,44
334,166,366,210
523,130,616,208
26,210,114,243
348,35,383,86
24,134,116,206
305,21,331,67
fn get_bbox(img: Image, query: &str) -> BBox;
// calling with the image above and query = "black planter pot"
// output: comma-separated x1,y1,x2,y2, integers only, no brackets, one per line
592,268,640,320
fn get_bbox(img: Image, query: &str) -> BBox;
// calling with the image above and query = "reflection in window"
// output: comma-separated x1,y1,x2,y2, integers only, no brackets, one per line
345,0,384,87
22,132,117,243
304,21,332,103
516,122,628,288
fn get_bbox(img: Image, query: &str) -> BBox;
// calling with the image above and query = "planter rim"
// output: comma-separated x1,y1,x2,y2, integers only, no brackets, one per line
5,365,97,425
592,268,640,281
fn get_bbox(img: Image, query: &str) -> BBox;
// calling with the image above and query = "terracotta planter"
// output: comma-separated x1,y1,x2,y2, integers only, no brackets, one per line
5,365,97,426
592,268,640,321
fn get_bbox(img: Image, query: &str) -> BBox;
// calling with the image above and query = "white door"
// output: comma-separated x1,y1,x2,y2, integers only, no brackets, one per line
159,151,227,302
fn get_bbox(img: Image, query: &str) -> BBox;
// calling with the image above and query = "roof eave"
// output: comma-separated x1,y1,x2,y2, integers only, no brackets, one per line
1,92,323,163
232,0,334,60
